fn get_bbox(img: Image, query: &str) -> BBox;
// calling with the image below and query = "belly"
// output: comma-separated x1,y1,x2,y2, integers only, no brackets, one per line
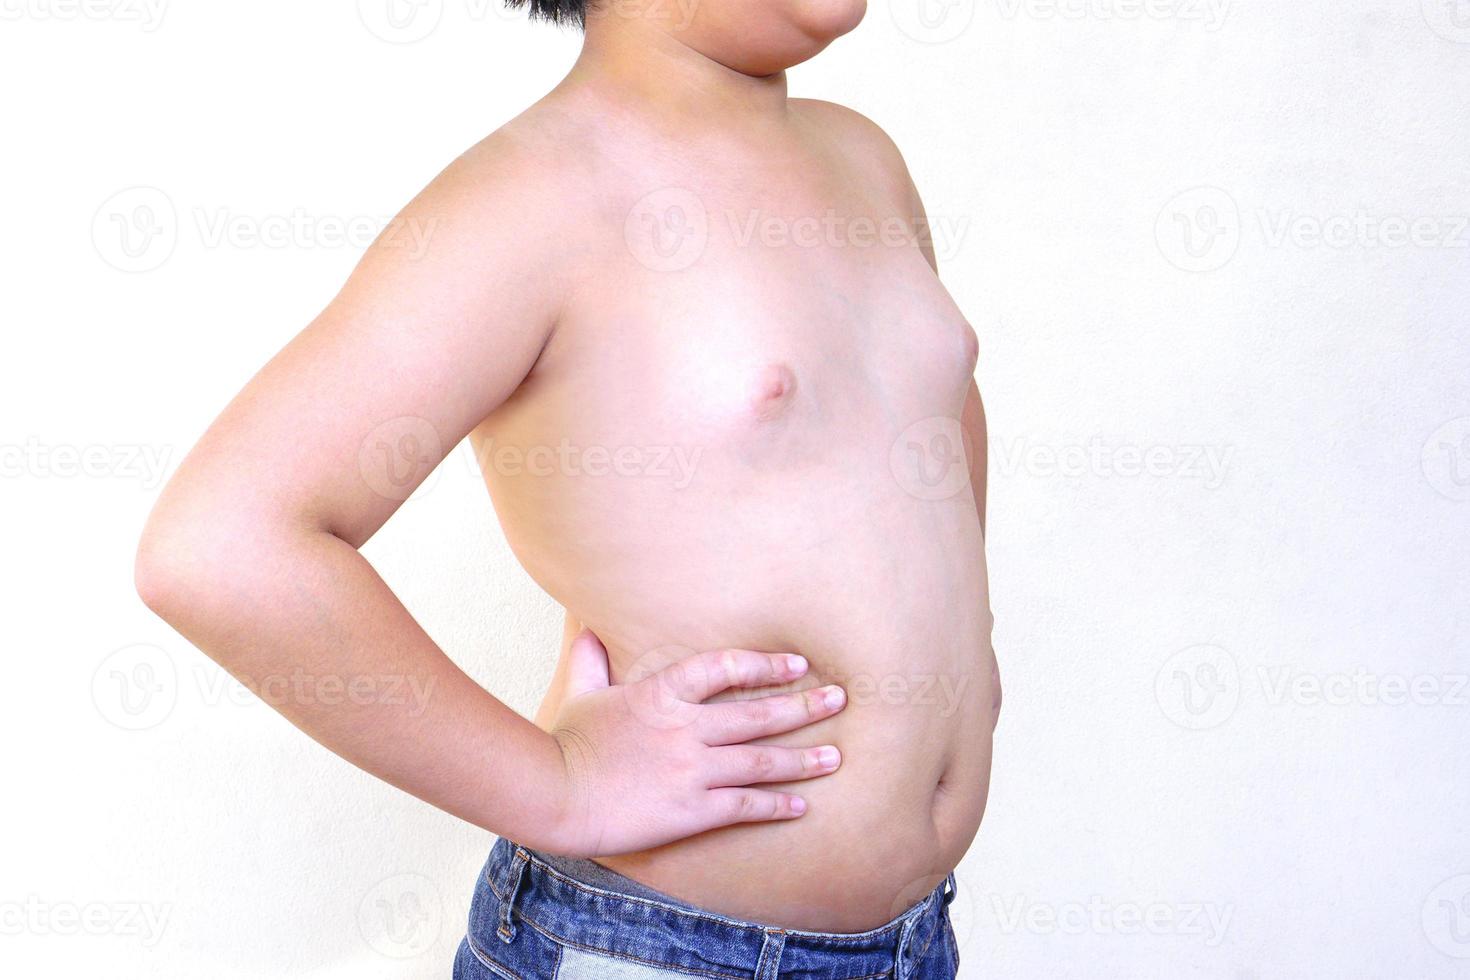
473,403,998,931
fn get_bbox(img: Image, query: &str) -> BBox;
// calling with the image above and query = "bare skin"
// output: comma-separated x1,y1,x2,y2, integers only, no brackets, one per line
135,0,996,936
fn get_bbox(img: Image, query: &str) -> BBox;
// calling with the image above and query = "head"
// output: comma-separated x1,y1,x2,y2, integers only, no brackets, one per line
509,0,868,75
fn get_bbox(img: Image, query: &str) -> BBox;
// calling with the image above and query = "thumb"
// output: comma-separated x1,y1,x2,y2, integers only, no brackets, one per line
563,628,611,698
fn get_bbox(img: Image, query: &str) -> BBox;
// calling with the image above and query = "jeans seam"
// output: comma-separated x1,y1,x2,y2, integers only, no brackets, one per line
466,934,528,980
909,920,942,965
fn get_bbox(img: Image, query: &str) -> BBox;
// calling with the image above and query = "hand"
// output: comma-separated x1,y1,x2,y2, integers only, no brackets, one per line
544,629,847,858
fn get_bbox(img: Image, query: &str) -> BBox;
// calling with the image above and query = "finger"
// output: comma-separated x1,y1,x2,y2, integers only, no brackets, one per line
706,745,842,788
698,685,848,745
564,629,611,698
656,649,809,702
702,789,808,828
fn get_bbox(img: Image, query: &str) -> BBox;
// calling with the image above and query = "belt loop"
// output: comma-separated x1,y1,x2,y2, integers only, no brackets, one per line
754,928,786,980
943,872,958,906
894,911,920,980
497,846,531,945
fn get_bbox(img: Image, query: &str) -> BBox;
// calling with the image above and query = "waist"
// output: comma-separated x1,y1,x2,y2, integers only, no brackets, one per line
465,837,959,979
537,614,996,930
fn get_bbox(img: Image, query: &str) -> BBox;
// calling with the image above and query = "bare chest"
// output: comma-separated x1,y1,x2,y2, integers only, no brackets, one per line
555,218,978,461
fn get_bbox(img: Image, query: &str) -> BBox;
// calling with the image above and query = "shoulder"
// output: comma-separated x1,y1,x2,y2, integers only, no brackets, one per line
790,98,934,266
415,98,603,245
790,98,920,202
348,94,614,326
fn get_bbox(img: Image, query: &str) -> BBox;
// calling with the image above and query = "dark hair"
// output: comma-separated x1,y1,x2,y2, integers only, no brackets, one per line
506,0,588,26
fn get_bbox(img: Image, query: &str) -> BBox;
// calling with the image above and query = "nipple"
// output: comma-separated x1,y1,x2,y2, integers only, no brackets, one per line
960,322,980,369
750,363,797,421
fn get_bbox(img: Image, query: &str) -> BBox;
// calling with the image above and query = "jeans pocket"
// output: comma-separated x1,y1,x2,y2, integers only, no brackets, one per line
456,936,525,980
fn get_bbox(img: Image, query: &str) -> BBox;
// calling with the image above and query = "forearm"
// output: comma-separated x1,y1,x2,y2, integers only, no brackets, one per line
136,523,568,848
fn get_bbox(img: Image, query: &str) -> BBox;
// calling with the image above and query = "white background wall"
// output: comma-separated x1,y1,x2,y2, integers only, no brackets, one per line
3,1,1467,977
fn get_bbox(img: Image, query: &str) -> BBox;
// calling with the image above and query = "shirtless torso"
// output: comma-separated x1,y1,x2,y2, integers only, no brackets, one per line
135,0,1000,944
469,82,999,932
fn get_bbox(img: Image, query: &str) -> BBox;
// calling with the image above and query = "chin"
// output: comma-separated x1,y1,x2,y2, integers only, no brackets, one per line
794,0,868,41
698,0,869,75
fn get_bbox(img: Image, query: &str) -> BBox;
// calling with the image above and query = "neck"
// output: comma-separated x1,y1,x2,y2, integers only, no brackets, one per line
565,14,790,125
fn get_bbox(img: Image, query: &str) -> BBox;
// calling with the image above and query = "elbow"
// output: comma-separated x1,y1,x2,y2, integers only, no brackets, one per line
135,508,323,637
133,521,202,622
133,510,248,625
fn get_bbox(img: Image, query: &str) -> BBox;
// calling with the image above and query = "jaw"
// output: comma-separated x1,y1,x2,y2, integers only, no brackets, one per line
583,0,869,81
686,0,869,76
793,0,869,42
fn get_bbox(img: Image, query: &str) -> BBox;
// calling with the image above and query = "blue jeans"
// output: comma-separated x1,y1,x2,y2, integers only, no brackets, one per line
454,837,961,979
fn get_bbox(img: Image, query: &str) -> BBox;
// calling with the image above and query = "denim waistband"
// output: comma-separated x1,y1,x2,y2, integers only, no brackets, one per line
475,836,956,980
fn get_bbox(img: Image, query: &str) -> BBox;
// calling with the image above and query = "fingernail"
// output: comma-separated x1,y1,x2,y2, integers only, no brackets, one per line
785,654,808,676
824,686,846,710
817,746,841,769
790,796,807,815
